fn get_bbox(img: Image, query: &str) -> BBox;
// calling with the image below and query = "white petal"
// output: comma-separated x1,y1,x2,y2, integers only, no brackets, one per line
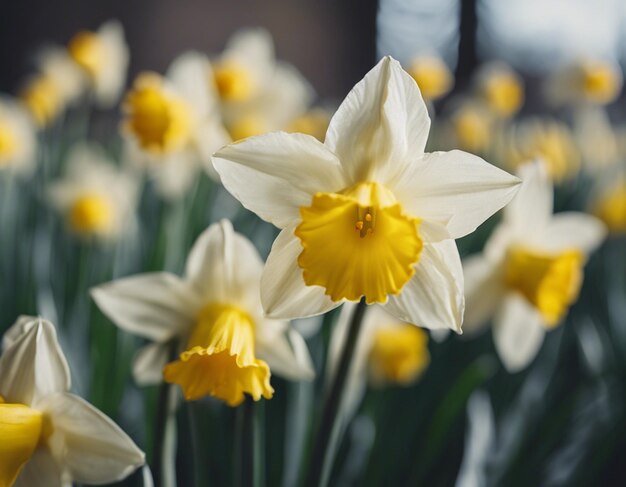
14,446,64,487
184,219,263,307
213,132,345,228
493,293,546,373
90,273,195,342
261,227,340,319
391,150,521,240
41,392,144,484
151,150,199,200
0,318,70,405
531,212,607,254
462,255,506,335
256,322,315,381
325,56,430,185
133,343,169,386
195,118,231,182
221,28,275,85
167,51,213,117
503,160,553,233
384,239,464,333
2,315,39,351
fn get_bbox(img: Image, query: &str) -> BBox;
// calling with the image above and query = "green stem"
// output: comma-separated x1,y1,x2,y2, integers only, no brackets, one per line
305,298,367,487
236,398,260,487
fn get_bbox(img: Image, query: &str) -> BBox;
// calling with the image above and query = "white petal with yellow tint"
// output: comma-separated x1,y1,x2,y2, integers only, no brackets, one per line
185,220,264,310
493,293,546,372
383,239,464,333
531,212,607,255
0,318,70,405
325,56,431,184
91,272,197,342
502,160,553,234
261,227,339,319
132,342,170,386
213,132,345,228
220,28,275,88
462,255,506,335
40,392,144,484
390,150,521,240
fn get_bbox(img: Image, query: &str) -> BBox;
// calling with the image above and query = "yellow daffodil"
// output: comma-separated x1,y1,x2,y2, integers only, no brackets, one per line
122,52,230,198
47,143,138,241
0,317,144,487
91,220,314,406
407,54,453,102
0,98,36,176
213,57,520,330
67,20,129,107
463,161,606,372
475,62,524,118
209,29,314,141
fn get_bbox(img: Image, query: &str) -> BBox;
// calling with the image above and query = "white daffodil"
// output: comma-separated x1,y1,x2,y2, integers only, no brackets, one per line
47,142,138,241
474,62,524,119
210,28,314,141
463,161,607,372
67,20,129,107
122,52,230,198
406,53,453,102
213,56,520,331
91,219,314,406
0,98,37,176
328,303,430,421
0,316,144,487
544,58,623,107
19,47,84,128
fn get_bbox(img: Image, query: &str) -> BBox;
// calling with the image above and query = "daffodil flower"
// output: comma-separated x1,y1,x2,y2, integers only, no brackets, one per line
590,176,626,235
406,54,453,102
0,317,144,487
0,98,37,176
463,161,607,372
91,220,314,406
210,28,314,140
474,62,524,118
213,56,521,330
67,20,129,107
47,142,138,241
122,52,230,198
328,303,430,422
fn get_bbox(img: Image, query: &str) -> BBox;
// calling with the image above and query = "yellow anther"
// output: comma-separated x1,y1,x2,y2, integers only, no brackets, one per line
365,213,372,222
355,221,364,231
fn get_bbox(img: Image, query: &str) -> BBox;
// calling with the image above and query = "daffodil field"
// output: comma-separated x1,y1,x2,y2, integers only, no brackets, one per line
1,10,626,487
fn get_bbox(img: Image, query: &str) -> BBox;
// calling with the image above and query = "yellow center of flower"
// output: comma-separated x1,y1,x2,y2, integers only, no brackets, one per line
481,73,524,118
581,63,620,104
0,119,18,163
228,114,267,141
295,182,423,304
0,396,44,487
592,184,626,234
408,58,453,101
452,106,491,153
68,31,105,79
124,74,193,154
163,304,274,406
286,110,330,142
68,194,113,235
20,75,62,127
505,246,583,327
213,62,255,102
368,324,430,385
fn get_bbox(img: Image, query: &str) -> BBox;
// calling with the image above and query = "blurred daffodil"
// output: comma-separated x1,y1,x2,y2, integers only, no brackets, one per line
210,29,314,140
122,52,230,198
213,56,520,330
19,47,84,127
449,101,493,153
91,220,314,406
591,179,626,235
545,58,623,107
406,54,453,102
573,107,620,172
0,317,144,487
0,98,37,176
67,20,129,107
475,62,524,118
47,143,138,241
463,161,606,372
286,107,331,142
328,303,430,422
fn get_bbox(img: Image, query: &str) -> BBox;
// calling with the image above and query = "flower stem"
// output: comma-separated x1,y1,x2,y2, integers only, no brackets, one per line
305,298,367,487
236,397,262,487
